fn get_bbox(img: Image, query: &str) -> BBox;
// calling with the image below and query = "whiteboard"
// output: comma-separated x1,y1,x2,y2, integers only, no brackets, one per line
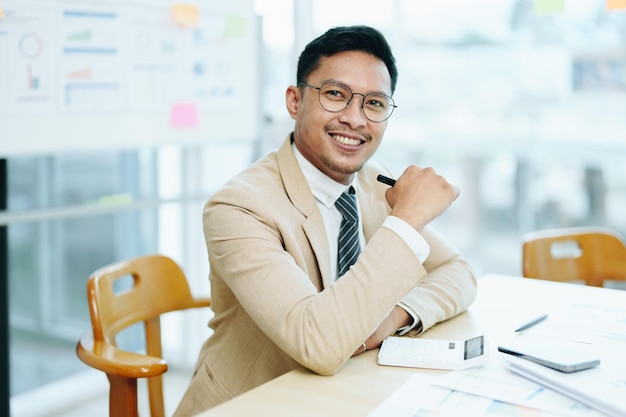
0,0,259,156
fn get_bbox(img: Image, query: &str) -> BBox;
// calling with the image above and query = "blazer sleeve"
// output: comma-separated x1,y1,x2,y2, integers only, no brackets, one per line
358,160,478,334
398,225,478,335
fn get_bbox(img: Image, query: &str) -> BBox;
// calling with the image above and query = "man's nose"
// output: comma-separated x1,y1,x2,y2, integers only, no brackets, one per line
339,94,367,126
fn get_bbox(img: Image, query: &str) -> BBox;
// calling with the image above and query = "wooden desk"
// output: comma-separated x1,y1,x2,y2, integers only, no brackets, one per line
194,274,626,417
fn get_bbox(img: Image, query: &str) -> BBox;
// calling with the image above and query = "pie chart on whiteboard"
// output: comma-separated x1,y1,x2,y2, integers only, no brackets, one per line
19,32,43,59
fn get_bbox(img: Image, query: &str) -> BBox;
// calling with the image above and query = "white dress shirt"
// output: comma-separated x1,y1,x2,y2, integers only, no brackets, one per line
293,144,429,334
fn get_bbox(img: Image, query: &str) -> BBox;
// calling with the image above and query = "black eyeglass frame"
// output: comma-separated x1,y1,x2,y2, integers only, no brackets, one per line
298,81,397,123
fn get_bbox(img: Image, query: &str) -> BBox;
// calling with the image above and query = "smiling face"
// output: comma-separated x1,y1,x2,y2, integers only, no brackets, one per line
286,50,392,185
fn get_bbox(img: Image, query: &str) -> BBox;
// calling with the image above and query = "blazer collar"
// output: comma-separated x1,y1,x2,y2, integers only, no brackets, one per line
277,134,318,216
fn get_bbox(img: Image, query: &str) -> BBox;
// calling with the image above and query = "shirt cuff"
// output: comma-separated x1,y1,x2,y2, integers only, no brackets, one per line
382,216,430,263
396,302,422,335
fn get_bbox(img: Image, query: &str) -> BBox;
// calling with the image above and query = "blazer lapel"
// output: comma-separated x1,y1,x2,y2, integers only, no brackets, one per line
277,136,332,289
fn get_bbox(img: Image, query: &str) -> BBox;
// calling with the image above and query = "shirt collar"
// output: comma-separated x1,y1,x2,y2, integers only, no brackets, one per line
292,142,357,209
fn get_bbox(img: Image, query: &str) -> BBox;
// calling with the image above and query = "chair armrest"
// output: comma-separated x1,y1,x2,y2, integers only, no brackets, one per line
76,332,168,378
190,297,212,309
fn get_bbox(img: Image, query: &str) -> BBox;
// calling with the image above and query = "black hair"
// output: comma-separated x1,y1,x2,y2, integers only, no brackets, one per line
296,25,398,94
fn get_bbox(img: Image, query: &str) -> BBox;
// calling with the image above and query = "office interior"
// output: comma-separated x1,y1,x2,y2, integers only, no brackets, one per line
1,0,626,416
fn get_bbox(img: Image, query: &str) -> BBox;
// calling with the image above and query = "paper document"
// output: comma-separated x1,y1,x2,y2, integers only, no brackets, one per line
367,373,594,417
519,300,626,345
502,354,626,417
433,362,604,416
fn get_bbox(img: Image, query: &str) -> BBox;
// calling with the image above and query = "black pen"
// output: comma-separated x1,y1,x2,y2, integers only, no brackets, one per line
514,314,548,332
377,174,396,187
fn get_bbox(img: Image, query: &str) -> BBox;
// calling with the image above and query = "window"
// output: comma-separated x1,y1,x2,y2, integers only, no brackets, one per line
6,142,253,403
305,0,626,276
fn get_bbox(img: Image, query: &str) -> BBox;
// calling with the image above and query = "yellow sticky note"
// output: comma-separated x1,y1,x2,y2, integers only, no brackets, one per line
607,0,626,10
170,3,199,28
534,0,565,14
0,0,4,19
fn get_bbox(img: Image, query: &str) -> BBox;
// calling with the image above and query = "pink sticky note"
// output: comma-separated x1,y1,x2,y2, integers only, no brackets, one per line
170,103,199,128
607,0,626,10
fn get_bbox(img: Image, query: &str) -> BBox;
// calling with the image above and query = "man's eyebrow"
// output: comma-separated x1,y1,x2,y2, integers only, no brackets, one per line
321,79,392,96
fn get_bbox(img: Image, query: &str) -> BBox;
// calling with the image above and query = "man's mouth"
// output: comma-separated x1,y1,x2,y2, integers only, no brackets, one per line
331,133,362,147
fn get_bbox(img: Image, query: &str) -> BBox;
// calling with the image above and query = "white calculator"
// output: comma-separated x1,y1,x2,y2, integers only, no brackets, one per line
377,335,488,370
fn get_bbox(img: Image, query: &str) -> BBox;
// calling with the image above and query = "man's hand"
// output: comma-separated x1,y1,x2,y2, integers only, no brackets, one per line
384,165,460,231
351,306,411,356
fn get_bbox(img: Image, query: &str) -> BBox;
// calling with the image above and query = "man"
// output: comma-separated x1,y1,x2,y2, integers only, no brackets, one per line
174,25,476,416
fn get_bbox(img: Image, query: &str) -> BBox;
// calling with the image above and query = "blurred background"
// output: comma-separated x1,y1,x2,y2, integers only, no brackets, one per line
2,0,626,415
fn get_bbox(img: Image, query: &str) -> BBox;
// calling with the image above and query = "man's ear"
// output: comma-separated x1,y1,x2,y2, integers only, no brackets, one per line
285,85,299,120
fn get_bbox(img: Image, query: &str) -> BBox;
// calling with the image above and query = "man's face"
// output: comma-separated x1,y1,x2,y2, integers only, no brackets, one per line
286,51,392,185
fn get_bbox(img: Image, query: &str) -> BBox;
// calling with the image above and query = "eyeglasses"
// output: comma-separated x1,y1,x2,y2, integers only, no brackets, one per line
298,81,397,123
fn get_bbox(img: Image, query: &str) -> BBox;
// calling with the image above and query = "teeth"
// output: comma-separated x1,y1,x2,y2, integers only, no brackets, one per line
332,134,360,146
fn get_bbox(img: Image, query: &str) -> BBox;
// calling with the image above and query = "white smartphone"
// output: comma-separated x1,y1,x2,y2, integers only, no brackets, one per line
377,335,487,370
498,342,601,373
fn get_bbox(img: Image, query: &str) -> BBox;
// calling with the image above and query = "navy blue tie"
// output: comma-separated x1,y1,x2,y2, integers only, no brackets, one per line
335,187,361,277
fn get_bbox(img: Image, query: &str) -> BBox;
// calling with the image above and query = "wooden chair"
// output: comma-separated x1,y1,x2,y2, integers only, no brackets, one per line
76,254,211,417
522,227,626,287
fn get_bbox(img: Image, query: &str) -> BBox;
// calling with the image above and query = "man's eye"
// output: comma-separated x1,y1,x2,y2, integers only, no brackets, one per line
366,98,387,110
326,90,345,99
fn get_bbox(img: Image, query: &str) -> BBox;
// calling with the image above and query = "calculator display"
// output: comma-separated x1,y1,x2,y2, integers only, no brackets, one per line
464,335,484,360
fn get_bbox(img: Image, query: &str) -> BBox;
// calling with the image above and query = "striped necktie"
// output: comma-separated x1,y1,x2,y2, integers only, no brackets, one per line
335,186,361,278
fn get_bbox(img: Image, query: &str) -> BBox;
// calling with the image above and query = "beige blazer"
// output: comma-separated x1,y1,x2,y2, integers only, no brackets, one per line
173,135,477,417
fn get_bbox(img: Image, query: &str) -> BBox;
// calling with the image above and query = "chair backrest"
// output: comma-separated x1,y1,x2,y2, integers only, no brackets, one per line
522,227,626,287
76,254,211,417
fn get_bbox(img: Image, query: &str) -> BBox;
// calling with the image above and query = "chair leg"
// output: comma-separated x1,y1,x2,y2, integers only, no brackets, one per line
148,375,165,417
108,374,139,417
